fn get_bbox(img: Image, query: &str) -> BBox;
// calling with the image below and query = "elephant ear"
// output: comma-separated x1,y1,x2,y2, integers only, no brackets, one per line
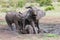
15,13,22,20
36,9,46,20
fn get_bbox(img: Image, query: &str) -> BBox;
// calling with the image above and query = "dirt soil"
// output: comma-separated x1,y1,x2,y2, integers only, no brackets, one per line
0,13,60,40
0,25,60,40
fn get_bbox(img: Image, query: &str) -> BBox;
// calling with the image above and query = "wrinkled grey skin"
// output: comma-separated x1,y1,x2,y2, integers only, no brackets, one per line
25,25,35,34
25,6,46,33
20,25,34,34
16,8,38,34
5,11,34,34
19,11,37,34
5,6,46,34
5,11,23,32
21,7,38,34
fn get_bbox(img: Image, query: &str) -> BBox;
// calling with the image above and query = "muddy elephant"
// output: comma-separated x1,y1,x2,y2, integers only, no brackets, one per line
25,6,46,33
19,11,37,34
21,7,38,34
16,7,38,34
19,25,34,34
5,11,23,32
5,11,35,34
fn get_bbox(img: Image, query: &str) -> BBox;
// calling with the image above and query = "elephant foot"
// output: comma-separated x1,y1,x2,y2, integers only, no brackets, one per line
8,27,14,31
20,30,27,34
38,29,41,33
38,29,47,34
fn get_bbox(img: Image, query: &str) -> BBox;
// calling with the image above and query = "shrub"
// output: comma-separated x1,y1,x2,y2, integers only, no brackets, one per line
17,0,26,8
58,0,60,2
25,3,39,7
1,8,8,12
36,0,52,6
45,6,54,11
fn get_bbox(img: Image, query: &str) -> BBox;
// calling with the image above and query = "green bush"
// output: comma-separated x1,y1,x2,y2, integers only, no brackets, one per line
18,0,26,8
45,6,54,11
46,34,58,37
36,0,52,6
0,8,16,12
1,8,8,12
58,0,60,2
9,0,18,8
9,1,15,7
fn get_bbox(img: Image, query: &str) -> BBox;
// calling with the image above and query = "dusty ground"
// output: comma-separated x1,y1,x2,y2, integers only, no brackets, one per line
0,20,60,40
0,25,60,40
0,11,60,40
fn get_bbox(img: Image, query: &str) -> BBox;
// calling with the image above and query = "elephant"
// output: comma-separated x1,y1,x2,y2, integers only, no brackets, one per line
15,7,38,34
5,11,35,34
19,10,37,34
21,7,38,34
19,25,34,34
5,6,46,34
5,11,23,32
25,6,46,33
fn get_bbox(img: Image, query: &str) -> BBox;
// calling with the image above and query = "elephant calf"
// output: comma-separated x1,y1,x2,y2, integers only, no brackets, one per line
5,11,23,32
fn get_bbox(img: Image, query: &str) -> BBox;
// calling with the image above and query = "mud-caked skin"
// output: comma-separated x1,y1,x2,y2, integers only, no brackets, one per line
26,6,46,33
22,7,38,34
5,11,23,32
19,25,34,34
5,6,46,34
5,11,34,34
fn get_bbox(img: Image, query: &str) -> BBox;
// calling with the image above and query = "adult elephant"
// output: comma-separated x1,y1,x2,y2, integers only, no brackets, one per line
25,6,46,33
5,11,23,32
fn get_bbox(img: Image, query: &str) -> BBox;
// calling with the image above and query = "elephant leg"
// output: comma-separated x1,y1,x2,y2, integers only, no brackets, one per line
22,19,25,30
14,20,20,33
6,21,13,31
18,21,23,30
25,25,34,34
8,23,13,31
6,19,13,31
31,21,38,34
36,20,41,33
